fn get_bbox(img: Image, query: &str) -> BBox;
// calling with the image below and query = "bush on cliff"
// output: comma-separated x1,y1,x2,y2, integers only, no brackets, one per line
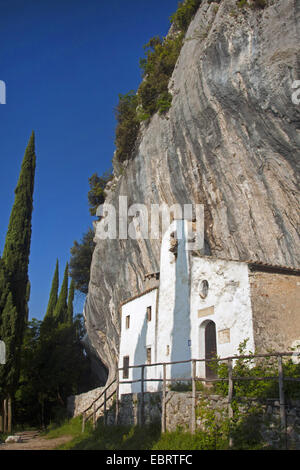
114,0,202,163
115,91,140,163
170,0,202,33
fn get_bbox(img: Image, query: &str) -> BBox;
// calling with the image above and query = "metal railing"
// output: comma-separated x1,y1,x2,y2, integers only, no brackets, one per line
81,351,300,439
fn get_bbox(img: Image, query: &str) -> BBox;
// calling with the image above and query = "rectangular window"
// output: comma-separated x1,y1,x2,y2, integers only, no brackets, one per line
123,356,129,379
147,306,152,322
126,315,130,329
146,347,151,364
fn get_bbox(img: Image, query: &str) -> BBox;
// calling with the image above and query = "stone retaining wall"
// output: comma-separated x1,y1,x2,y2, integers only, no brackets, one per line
68,387,300,449
105,391,300,449
67,386,104,418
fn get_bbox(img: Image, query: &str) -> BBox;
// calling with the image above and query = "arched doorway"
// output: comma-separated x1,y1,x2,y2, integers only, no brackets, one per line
204,321,217,379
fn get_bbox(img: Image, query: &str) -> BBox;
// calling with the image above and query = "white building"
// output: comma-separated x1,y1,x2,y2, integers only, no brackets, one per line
118,219,300,395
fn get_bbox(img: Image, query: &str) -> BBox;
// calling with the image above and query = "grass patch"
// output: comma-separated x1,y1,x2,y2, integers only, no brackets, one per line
43,415,90,440
44,419,161,450
42,417,230,450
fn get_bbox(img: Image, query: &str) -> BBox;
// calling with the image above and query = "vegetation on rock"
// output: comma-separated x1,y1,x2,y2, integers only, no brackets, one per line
69,228,95,294
114,0,202,163
88,171,112,216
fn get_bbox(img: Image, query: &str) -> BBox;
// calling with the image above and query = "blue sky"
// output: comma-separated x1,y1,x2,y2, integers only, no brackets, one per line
0,0,179,320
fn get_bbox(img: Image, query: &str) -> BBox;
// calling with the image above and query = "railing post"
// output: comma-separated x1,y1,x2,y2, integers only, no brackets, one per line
7,396,12,434
162,363,167,433
278,355,287,449
3,398,7,433
104,389,107,426
227,359,234,449
191,359,196,434
82,411,86,433
93,402,97,430
140,365,145,426
0,400,3,433
115,372,119,425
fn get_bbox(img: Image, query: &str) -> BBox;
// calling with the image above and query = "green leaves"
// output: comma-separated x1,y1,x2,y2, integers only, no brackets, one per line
0,132,36,398
44,260,59,320
15,316,93,427
114,1,202,163
170,0,202,32
115,91,140,163
53,262,69,324
88,171,112,216
69,228,95,294
67,279,75,324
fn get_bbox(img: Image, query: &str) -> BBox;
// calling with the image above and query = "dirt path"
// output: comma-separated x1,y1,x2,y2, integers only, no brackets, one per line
0,430,73,450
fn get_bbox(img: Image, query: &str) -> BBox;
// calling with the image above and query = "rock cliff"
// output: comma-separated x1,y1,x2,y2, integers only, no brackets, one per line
84,0,300,383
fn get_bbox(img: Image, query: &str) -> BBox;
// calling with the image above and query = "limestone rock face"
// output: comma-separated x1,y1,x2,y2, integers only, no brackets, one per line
84,0,300,382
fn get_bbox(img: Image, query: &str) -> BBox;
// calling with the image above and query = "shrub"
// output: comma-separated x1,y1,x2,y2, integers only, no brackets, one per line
115,91,140,162
237,0,248,7
137,33,184,118
69,228,95,294
88,171,112,217
211,340,300,400
237,0,267,8
170,0,202,33
114,0,202,162
252,0,267,8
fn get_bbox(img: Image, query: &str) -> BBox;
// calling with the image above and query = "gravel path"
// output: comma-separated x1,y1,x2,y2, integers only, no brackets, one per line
0,430,73,450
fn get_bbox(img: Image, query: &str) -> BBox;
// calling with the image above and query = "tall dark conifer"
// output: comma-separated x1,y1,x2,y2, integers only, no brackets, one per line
53,262,69,324
45,260,59,320
2,131,36,311
0,132,36,399
67,278,75,324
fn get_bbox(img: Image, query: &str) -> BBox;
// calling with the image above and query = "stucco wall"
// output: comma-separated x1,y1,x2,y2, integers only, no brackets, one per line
156,219,192,383
249,271,300,353
119,288,158,395
190,256,255,377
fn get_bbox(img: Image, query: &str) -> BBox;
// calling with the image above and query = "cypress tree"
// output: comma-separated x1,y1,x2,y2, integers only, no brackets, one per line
0,259,9,322
0,132,36,398
40,260,59,337
67,278,75,324
0,293,18,399
45,260,59,319
2,131,36,313
53,262,69,324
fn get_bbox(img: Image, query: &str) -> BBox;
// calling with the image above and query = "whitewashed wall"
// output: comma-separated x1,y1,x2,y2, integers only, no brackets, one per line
190,257,255,377
156,219,192,385
118,221,256,395
119,289,158,395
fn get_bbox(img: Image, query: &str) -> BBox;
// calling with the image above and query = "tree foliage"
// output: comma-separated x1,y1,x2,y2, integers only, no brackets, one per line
170,0,202,32
88,171,112,216
69,228,95,294
114,91,140,163
138,33,183,117
67,279,75,324
0,132,36,399
15,316,97,427
44,260,59,320
53,262,69,324
114,1,202,163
